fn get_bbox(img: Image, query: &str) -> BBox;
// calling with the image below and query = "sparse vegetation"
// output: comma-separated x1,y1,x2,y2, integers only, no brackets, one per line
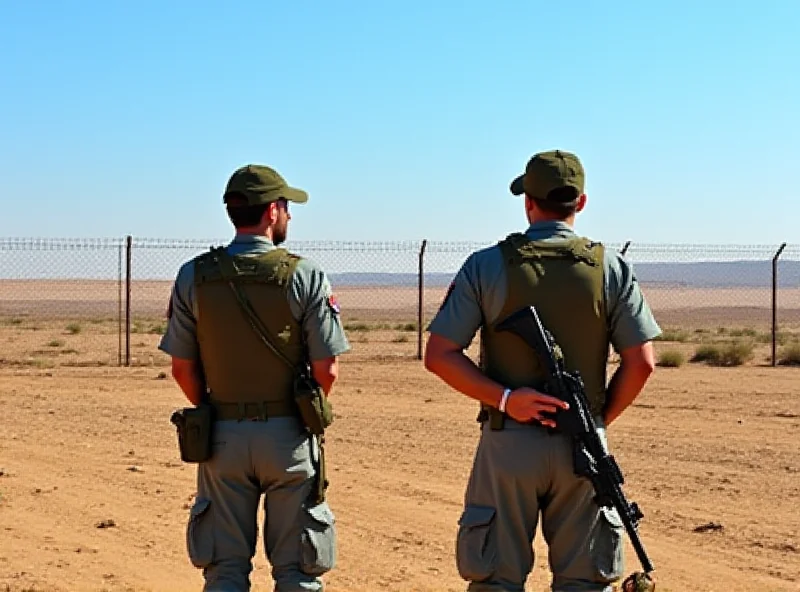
129,319,167,335
65,322,82,335
47,339,65,348
691,340,754,367
657,349,684,367
344,322,371,332
778,343,800,366
148,322,167,335
23,357,55,369
756,330,794,345
729,327,757,338
715,340,755,366
655,328,691,342
392,334,409,343
691,344,722,364
395,322,417,332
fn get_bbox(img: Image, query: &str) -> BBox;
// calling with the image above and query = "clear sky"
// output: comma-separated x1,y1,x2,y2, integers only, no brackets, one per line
1,0,798,246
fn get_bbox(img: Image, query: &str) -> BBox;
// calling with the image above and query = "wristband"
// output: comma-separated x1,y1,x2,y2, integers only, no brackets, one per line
498,388,512,413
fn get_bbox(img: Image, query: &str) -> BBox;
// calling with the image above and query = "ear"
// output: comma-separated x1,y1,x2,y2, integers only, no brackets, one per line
575,193,587,213
263,201,279,225
524,194,534,213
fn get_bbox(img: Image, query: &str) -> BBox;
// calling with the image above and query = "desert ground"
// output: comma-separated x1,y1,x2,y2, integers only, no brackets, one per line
0,281,799,592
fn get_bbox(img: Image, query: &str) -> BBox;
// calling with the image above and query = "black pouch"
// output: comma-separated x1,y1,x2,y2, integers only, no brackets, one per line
293,375,333,436
170,403,215,463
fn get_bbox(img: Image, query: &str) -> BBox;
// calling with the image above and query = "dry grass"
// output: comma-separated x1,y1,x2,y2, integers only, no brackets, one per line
657,349,685,367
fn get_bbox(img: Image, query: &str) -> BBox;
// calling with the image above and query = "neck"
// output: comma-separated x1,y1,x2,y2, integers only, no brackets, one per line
528,213,575,227
234,225,270,238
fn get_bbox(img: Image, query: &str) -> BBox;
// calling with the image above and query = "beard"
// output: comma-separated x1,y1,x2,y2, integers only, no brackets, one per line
272,223,287,246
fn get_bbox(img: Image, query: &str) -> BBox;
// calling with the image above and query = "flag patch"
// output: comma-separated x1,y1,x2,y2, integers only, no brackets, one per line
328,293,340,314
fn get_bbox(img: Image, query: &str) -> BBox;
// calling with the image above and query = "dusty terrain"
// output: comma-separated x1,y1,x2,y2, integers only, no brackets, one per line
0,282,799,592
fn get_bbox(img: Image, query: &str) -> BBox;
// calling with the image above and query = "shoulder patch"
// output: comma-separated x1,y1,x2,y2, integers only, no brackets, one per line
327,293,341,314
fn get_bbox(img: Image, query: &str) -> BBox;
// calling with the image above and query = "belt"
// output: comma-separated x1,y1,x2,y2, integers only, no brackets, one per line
211,400,299,422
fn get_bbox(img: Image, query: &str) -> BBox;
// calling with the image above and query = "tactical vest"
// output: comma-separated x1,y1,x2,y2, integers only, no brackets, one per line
193,247,304,404
480,233,609,420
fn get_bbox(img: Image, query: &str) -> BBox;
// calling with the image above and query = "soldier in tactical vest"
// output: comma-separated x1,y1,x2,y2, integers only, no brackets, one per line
158,164,350,592
424,150,661,592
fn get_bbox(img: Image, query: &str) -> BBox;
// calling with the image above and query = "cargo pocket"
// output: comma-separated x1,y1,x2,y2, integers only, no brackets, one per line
300,501,337,576
455,505,497,582
186,497,214,569
589,506,624,582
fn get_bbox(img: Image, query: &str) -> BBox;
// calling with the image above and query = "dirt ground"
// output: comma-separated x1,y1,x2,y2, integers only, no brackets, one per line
1,291,799,591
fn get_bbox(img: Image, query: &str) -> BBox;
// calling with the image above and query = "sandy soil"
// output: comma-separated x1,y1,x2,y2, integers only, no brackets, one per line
0,303,799,592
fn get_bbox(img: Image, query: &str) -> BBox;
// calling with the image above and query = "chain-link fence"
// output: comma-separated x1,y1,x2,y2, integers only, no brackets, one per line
1,237,799,368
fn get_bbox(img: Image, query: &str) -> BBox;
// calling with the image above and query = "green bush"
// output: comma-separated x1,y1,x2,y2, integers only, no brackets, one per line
691,341,754,366
690,344,721,364
657,349,684,367
713,340,755,366
655,328,691,342
778,343,800,366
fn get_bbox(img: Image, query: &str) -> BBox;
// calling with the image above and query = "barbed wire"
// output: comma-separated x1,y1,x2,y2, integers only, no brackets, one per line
0,238,125,250
2,236,798,256
1,236,798,368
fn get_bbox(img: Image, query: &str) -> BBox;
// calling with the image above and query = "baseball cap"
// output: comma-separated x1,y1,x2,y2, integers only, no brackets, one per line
509,150,585,202
223,164,308,206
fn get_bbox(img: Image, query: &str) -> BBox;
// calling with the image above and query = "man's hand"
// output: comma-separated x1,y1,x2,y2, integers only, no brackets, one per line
505,387,569,428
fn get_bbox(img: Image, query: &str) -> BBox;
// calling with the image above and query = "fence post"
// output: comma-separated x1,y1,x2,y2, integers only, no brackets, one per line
417,239,428,360
118,241,123,366
620,240,631,256
772,242,787,366
125,235,132,367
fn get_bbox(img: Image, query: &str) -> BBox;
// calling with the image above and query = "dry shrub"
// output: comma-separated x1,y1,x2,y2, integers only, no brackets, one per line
778,343,800,366
657,349,684,368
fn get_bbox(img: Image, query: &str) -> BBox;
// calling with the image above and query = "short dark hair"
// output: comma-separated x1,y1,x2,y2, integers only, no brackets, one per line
223,192,269,228
531,186,580,218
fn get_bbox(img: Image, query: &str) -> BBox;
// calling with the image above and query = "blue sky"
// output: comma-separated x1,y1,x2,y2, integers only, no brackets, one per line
1,0,798,246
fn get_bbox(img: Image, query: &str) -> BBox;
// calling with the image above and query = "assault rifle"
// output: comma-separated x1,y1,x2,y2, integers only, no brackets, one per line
495,305,655,576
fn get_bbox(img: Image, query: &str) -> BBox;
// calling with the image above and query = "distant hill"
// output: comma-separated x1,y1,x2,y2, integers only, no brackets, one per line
330,260,800,289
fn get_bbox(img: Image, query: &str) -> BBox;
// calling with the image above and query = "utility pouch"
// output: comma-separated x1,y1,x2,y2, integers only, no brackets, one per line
294,374,333,436
170,403,215,463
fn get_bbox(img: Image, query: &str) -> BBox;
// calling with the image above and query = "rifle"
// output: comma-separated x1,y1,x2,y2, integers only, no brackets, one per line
495,305,655,577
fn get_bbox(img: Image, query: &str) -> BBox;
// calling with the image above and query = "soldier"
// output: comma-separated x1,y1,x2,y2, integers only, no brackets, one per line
159,164,350,592
424,149,661,592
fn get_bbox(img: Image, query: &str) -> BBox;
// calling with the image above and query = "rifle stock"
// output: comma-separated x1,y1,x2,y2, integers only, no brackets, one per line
495,305,655,575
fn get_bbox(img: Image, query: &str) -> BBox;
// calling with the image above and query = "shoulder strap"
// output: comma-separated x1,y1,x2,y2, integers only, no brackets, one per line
499,233,602,267
208,246,301,374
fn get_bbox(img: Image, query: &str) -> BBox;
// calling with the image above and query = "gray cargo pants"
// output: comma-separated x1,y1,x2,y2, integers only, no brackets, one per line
455,418,624,592
186,417,336,592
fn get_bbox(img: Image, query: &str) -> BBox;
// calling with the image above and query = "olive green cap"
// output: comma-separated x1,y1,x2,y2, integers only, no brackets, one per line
509,149,585,201
223,164,308,206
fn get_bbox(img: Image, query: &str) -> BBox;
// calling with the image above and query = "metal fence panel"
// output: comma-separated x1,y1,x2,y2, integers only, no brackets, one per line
1,237,798,368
